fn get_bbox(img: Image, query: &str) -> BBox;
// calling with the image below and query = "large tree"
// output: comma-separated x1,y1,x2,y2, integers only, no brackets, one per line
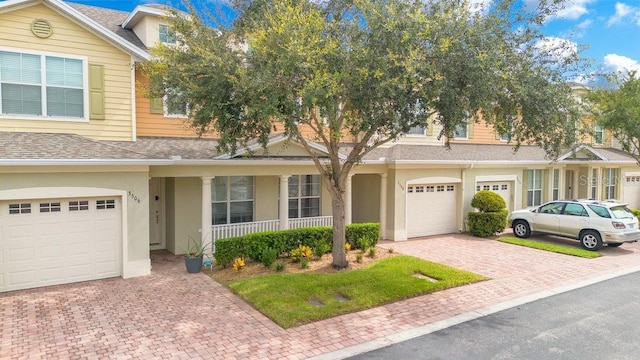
586,71,640,163
143,0,583,269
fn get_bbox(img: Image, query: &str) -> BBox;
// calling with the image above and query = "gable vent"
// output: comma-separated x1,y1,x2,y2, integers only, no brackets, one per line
31,19,53,38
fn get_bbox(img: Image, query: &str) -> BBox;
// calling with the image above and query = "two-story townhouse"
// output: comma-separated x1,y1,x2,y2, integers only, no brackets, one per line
1,0,638,293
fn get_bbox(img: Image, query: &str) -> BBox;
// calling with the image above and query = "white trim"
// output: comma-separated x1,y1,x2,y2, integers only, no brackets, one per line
558,144,608,161
131,60,137,141
406,176,461,185
0,0,151,61
122,5,170,29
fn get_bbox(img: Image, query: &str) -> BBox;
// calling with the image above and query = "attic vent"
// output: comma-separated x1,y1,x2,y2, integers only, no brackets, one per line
31,19,53,38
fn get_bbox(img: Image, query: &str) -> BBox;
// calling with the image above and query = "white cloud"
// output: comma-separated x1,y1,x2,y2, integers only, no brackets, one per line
603,54,640,73
524,0,594,20
607,2,640,27
576,19,593,29
534,37,578,61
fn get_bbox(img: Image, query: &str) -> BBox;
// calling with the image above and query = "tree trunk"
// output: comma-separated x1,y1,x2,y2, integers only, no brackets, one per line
331,196,349,269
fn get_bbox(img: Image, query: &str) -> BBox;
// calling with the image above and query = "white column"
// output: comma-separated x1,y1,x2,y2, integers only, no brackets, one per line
345,174,353,225
279,175,290,230
201,177,213,257
379,173,387,240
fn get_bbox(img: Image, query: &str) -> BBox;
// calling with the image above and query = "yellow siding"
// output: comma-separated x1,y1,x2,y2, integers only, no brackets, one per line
0,4,134,141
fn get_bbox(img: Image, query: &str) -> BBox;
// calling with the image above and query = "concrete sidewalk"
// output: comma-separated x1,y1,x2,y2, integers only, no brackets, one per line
2,234,640,359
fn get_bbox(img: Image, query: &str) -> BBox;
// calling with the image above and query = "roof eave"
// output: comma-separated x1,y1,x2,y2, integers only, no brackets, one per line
122,5,170,29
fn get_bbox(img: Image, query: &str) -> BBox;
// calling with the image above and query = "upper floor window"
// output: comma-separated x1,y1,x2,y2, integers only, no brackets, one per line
0,50,85,119
159,24,177,44
288,175,321,218
211,176,254,225
454,120,468,139
406,125,425,136
593,125,604,145
164,89,188,117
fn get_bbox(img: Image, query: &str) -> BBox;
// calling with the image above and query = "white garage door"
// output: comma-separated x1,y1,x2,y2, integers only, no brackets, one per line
0,197,121,292
407,184,457,237
477,181,512,211
624,176,640,209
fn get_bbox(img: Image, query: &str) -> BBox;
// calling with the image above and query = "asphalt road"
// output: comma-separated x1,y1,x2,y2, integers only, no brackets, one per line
348,271,640,360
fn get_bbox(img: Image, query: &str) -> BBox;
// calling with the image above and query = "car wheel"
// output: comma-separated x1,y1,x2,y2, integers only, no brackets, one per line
513,220,531,238
608,242,623,248
580,230,602,251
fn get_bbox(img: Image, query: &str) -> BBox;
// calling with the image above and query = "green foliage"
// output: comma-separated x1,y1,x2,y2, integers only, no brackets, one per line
300,258,309,269
471,190,506,212
313,241,331,259
183,236,211,259
291,245,313,263
632,209,640,221
275,261,285,272
586,71,640,162
214,223,380,266
368,247,377,258
498,237,601,258
468,210,509,238
260,248,279,268
355,253,363,263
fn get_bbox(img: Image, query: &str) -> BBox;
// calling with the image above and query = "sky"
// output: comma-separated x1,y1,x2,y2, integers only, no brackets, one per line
66,0,640,82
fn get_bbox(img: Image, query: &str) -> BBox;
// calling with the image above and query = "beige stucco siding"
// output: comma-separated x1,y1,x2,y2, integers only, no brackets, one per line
352,174,380,223
0,167,150,268
0,4,134,140
169,177,202,254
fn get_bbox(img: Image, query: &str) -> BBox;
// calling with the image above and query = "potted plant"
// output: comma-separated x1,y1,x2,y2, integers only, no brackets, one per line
184,237,211,273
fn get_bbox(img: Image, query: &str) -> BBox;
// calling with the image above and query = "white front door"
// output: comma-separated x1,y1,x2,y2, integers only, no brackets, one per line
406,184,458,237
149,178,165,250
0,197,122,292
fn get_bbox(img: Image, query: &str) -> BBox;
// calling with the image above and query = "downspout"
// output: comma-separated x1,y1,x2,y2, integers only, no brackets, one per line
460,164,474,232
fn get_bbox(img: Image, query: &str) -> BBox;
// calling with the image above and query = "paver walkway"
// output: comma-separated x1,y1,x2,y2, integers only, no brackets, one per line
2,234,640,359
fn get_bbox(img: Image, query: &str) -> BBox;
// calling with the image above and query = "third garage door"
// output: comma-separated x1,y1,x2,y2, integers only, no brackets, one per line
406,184,457,238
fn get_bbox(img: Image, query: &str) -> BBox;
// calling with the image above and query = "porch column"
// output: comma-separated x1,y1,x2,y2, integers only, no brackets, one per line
201,177,213,256
279,175,290,230
379,173,387,240
345,174,353,225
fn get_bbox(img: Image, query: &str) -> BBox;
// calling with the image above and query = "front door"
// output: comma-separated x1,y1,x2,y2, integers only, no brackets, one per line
149,178,165,250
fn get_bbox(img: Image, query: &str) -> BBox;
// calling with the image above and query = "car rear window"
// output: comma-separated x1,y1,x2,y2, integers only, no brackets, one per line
587,205,611,218
610,206,635,219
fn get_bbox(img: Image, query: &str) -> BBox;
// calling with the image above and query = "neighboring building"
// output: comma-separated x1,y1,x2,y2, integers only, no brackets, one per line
1,0,638,292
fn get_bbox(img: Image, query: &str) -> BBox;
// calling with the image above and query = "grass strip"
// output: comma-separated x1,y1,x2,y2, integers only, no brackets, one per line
498,236,601,258
228,255,487,328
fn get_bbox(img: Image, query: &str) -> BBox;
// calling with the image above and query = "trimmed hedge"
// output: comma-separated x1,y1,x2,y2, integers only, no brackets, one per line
214,223,380,267
468,210,508,237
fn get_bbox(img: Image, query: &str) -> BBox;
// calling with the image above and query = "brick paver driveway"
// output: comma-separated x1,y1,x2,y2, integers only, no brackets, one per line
3,234,640,359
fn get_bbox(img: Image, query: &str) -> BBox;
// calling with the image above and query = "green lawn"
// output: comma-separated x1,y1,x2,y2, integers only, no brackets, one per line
498,237,601,258
228,256,487,328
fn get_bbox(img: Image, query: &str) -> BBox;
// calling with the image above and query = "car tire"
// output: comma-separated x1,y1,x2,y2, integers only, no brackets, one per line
580,230,603,251
608,242,623,248
513,220,531,238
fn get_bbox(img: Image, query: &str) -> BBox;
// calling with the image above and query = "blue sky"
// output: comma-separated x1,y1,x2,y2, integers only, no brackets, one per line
70,0,640,79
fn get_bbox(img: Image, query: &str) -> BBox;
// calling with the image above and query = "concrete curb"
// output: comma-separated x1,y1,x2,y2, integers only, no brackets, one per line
309,264,640,360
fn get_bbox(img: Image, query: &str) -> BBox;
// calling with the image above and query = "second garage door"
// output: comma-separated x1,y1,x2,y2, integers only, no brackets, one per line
0,197,122,293
406,183,457,238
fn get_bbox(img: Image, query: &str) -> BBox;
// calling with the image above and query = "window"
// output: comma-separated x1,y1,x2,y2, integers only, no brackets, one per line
552,169,560,201
604,168,618,200
447,185,455,191
69,200,89,211
492,185,499,191
454,120,468,139
406,125,425,136
0,50,84,119
414,186,424,193
483,185,490,190
40,202,61,213
436,185,445,192
9,203,31,214
96,199,115,209
158,24,177,44
527,169,542,207
563,203,587,217
212,176,254,224
501,184,508,190
288,175,320,218
408,186,414,193
426,186,434,192
539,202,564,214
164,88,188,117
590,168,598,199
594,125,604,145
587,205,611,218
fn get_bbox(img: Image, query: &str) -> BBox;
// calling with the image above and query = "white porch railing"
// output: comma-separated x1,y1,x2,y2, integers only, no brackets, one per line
211,216,334,241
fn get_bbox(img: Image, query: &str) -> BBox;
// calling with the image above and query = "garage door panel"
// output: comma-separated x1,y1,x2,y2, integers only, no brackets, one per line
407,184,457,238
0,197,122,292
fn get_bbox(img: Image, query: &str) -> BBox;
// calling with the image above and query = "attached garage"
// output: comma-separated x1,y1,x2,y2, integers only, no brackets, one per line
0,197,122,292
477,181,513,211
406,182,458,237
624,175,640,209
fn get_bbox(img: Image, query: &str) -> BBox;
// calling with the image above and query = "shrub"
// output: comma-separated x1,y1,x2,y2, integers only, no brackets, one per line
468,210,509,237
300,258,309,269
368,247,376,258
232,257,245,272
275,261,285,272
471,190,506,212
291,245,313,263
355,253,363,263
260,247,278,268
632,209,640,221
345,243,352,252
313,241,331,259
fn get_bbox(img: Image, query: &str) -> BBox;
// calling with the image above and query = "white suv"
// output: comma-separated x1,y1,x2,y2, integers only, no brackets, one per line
509,200,640,250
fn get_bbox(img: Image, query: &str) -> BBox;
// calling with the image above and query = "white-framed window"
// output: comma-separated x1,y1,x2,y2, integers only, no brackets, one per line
591,168,599,199
158,24,177,44
414,186,424,193
436,185,445,192
96,199,115,210
406,125,425,136
594,125,604,145
212,176,254,224
483,185,490,190
39,202,61,213
527,169,542,206
454,120,468,139
552,168,560,201
69,200,89,211
426,186,435,192
0,49,86,120
447,185,455,191
288,175,321,218
9,203,31,214
604,168,618,200
164,88,188,117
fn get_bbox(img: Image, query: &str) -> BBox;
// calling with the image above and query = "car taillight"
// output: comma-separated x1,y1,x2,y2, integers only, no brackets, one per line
612,221,626,229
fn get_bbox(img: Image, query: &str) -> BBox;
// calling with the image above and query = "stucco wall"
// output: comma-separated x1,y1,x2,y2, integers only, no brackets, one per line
352,174,380,223
170,177,202,254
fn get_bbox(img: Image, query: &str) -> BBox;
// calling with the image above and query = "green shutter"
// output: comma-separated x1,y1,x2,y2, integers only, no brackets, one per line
150,97,164,114
88,64,105,120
